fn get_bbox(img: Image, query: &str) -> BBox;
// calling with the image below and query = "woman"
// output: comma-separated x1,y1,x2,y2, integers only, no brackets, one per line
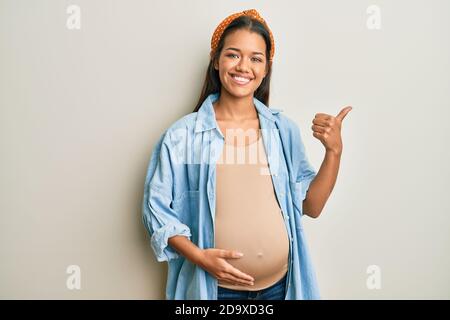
142,9,351,300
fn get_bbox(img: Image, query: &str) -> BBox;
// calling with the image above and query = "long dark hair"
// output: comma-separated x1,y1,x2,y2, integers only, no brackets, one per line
193,15,273,112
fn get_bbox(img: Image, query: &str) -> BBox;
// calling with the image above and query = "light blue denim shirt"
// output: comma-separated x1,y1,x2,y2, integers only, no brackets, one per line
142,92,320,300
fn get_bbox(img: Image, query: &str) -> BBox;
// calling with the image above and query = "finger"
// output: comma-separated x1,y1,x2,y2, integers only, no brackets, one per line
336,106,352,122
312,117,332,127
311,124,329,134
313,131,324,140
228,265,255,282
219,278,240,286
223,273,254,286
314,113,332,120
221,250,244,259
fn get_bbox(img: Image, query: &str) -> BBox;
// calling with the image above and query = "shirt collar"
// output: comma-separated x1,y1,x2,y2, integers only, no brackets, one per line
194,92,281,133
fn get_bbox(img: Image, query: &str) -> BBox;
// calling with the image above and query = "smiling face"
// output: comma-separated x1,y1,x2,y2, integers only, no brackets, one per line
214,28,269,99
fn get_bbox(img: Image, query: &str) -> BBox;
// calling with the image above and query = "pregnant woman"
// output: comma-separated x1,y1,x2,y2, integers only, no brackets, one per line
142,9,351,300
214,127,290,298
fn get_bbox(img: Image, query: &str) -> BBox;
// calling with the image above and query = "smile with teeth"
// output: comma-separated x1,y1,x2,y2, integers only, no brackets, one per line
230,74,253,85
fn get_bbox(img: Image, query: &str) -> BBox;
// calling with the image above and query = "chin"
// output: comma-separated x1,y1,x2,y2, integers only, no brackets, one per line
224,85,257,99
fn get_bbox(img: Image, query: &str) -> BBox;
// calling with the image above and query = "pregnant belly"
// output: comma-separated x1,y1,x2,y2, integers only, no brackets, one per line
214,212,290,290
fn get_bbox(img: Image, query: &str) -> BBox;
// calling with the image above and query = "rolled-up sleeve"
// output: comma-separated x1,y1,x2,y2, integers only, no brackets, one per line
295,124,317,199
290,121,317,215
142,131,191,262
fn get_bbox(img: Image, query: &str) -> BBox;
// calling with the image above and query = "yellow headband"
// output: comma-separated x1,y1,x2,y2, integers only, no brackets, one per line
210,9,275,62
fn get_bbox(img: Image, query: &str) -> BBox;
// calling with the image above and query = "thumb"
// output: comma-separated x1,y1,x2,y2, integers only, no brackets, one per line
336,106,352,122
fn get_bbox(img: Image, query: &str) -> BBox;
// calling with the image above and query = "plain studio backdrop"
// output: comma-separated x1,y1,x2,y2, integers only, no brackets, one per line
1,0,449,299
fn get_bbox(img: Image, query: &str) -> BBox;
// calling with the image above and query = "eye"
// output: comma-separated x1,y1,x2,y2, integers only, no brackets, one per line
252,57,263,62
226,54,239,58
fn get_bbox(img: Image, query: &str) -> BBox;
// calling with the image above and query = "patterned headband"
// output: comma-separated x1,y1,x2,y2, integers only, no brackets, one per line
210,9,275,62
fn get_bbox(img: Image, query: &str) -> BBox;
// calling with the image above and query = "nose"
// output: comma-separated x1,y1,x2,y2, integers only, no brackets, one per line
236,58,250,73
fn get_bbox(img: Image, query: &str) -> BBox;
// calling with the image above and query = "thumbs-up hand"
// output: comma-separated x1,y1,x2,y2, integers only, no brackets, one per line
311,106,352,156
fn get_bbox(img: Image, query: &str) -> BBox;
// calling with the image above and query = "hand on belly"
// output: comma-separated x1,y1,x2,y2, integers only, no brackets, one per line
214,205,290,289
224,246,288,282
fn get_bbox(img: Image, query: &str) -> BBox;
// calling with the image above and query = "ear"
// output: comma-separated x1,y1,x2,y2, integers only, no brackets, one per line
268,60,272,72
264,61,272,77
210,52,219,70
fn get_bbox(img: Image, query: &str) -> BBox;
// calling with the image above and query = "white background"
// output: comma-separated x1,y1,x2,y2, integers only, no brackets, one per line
1,0,449,299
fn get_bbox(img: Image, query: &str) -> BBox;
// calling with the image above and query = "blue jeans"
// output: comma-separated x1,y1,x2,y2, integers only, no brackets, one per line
217,273,287,300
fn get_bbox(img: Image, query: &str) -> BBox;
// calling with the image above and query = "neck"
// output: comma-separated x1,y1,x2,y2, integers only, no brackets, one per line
213,89,257,121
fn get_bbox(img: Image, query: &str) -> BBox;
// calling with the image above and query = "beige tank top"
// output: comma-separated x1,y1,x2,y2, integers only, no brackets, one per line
214,131,289,291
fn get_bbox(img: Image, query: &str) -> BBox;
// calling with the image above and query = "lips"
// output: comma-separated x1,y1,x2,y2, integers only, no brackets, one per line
230,73,253,86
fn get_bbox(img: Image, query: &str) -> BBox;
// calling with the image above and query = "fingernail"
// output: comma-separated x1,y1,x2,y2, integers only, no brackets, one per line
236,252,244,257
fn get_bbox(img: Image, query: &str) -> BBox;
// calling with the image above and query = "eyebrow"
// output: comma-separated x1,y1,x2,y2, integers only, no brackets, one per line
224,47,265,56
